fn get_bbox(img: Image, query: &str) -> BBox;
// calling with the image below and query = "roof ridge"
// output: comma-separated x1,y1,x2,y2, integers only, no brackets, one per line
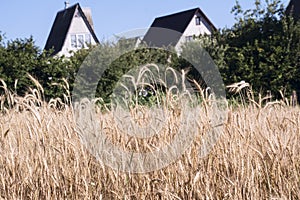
155,7,198,19
56,2,79,13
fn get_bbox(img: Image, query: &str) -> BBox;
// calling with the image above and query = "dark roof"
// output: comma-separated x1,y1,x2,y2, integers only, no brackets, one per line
44,3,99,55
142,8,217,47
286,0,300,20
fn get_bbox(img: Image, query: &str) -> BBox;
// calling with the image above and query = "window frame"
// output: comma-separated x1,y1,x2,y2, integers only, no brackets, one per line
77,34,84,48
70,34,92,49
85,34,91,46
71,34,77,48
195,16,201,25
185,35,193,42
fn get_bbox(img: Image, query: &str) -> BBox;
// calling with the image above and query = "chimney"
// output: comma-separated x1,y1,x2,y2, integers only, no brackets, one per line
82,7,95,30
64,1,70,9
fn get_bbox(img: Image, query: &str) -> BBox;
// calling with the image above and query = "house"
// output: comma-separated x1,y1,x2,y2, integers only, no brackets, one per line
286,0,300,20
142,8,216,52
44,2,99,57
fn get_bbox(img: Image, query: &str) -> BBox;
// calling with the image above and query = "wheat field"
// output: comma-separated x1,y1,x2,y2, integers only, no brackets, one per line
0,78,300,199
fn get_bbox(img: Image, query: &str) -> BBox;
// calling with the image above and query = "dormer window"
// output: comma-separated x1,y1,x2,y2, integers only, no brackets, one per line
196,16,201,25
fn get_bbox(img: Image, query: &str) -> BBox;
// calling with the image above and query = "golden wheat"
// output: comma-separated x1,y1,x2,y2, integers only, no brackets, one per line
0,77,299,199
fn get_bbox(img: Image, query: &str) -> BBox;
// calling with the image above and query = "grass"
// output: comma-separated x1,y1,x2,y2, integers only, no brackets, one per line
0,76,300,199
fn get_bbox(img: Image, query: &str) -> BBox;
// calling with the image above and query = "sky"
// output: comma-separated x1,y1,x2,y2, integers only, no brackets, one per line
0,0,290,49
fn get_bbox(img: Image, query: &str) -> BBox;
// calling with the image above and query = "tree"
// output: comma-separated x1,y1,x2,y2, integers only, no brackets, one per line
218,0,300,98
0,33,73,100
0,36,39,95
71,39,179,104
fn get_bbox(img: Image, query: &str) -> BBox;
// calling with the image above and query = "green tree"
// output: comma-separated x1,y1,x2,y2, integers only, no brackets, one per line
0,33,73,100
71,39,178,103
0,36,39,95
219,0,300,97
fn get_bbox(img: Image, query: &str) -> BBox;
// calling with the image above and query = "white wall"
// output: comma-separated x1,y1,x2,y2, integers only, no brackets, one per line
58,7,97,57
175,12,213,52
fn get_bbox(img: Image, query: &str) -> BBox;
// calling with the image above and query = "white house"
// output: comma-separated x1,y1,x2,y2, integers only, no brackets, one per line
142,8,216,52
44,2,99,57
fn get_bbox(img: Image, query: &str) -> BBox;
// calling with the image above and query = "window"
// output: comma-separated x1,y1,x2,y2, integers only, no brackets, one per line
85,34,91,45
77,35,84,48
70,34,91,49
185,36,193,42
196,16,201,25
71,35,77,48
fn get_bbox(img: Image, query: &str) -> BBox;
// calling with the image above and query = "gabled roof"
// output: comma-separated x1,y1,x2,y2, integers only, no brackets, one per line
44,3,99,55
286,0,300,20
142,8,216,47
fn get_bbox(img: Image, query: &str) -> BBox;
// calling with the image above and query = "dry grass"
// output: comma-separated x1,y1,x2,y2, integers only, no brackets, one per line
0,78,300,199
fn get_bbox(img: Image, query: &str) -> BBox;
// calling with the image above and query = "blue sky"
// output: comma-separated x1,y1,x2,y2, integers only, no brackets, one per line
0,0,290,49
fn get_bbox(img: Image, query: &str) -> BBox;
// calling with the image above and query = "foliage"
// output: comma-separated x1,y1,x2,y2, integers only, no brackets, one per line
217,0,300,98
97,47,177,103
1,0,300,102
0,35,74,100
0,36,40,95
